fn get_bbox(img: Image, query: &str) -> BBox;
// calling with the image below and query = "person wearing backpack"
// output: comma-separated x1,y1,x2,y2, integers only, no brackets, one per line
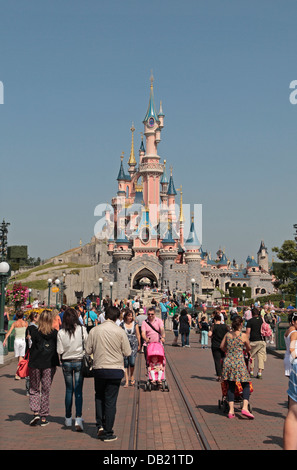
85,306,98,333
246,307,267,379
27,310,60,427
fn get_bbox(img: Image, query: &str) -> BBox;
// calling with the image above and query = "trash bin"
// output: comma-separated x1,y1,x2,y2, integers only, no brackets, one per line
7,320,15,352
276,322,289,350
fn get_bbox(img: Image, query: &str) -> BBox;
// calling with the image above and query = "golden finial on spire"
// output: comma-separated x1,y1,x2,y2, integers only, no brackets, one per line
170,166,173,176
121,151,124,161
128,122,136,165
177,185,185,223
150,70,154,89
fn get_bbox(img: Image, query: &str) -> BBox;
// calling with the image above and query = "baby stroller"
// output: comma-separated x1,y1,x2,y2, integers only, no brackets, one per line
144,342,169,392
218,352,253,413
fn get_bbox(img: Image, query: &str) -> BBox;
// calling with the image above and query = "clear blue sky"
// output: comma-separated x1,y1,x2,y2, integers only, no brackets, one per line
1,0,296,265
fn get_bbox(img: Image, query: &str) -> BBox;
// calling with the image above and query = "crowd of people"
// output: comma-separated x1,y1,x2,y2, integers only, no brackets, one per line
2,292,297,449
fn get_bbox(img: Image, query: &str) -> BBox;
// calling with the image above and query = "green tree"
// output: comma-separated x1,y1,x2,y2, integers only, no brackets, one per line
272,240,297,296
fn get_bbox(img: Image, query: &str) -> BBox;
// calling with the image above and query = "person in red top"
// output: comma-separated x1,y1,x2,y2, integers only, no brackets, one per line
141,308,165,363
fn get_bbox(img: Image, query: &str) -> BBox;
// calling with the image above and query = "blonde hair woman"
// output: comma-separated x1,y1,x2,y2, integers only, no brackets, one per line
27,309,59,427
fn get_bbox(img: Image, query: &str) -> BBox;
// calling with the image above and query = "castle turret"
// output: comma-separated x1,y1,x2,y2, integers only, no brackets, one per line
167,167,177,223
184,217,202,294
159,223,178,292
257,240,269,272
139,74,164,208
112,229,132,299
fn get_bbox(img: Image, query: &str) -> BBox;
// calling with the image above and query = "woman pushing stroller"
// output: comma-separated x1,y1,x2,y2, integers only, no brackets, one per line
220,316,254,419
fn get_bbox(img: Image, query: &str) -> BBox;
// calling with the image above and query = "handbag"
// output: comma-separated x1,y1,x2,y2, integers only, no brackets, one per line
81,326,94,378
16,350,30,378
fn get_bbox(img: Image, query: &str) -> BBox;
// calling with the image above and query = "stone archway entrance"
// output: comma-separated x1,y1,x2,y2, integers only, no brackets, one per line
132,268,158,290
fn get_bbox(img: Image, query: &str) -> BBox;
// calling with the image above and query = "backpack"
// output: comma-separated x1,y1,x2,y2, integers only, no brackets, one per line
86,312,95,332
261,319,272,337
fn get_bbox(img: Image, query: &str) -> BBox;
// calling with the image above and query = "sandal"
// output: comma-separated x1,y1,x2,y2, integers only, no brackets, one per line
130,379,135,386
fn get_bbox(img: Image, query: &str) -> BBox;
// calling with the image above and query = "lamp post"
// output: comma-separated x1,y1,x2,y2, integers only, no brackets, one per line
110,281,113,304
0,261,10,355
60,272,66,306
47,279,52,307
99,278,103,312
55,279,60,308
242,289,246,306
191,278,195,306
28,288,32,306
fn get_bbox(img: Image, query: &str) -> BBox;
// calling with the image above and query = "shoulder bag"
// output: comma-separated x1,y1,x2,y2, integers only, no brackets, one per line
16,350,30,378
81,326,94,378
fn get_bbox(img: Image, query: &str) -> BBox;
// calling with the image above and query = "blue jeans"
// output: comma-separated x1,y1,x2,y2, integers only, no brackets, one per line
181,332,189,346
62,361,84,418
201,330,208,347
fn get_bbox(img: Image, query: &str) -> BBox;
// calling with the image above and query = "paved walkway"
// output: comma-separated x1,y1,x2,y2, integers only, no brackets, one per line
0,333,288,451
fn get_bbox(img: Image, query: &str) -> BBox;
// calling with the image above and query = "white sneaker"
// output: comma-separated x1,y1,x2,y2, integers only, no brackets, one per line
75,417,84,432
65,417,72,427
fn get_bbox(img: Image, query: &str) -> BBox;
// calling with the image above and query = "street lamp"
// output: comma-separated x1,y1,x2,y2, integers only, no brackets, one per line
0,261,10,355
60,272,66,306
99,278,103,312
47,279,52,307
28,288,32,306
110,281,113,303
242,289,246,306
55,279,60,308
191,278,195,306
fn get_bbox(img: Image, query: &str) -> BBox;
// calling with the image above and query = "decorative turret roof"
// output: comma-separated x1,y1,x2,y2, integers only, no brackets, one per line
185,217,201,249
143,73,159,124
257,240,268,254
247,256,259,267
139,133,145,153
117,153,131,181
158,100,165,117
117,154,126,181
217,252,228,266
167,167,177,196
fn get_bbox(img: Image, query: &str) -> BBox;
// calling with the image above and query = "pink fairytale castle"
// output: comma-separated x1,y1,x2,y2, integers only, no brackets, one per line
98,76,274,301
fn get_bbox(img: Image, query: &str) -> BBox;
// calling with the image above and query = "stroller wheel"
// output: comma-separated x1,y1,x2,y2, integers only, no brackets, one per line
218,399,222,409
